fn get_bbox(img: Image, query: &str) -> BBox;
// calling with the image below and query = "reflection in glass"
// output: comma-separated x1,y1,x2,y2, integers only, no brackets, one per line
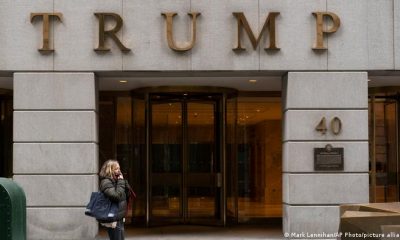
226,97,238,223
132,97,146,221
187,102,217,219
100,92,284,225
151,102,182,217
369,98,399,202
237,97,282,221
116,97,132,178
151,185,181,217
99,95,146,222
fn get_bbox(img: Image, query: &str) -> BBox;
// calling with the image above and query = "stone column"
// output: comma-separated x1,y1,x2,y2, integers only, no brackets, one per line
13,73,98,240
282,72,369,237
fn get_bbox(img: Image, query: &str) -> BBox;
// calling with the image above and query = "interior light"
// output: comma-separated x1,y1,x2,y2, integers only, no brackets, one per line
119,80,128,83
368,79,372,82
249,79,257,83
256,109,261,112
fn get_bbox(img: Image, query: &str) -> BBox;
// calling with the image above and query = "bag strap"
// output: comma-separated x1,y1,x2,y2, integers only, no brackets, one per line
124,181,136,203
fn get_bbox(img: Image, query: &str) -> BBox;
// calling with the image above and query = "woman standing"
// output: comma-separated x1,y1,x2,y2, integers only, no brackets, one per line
99,160,130,240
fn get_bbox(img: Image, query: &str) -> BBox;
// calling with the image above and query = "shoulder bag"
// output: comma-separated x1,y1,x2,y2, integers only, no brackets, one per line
84,192,119,223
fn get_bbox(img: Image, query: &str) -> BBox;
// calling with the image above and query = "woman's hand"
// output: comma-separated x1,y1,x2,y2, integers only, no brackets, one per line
118,173,124,179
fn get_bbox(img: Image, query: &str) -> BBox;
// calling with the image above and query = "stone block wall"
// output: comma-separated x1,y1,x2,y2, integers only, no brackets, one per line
282,72,369,237
0,0,397,71
13,73,98,240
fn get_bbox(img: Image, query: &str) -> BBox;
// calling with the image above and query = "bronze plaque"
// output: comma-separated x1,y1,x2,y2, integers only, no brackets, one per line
314,144,343,171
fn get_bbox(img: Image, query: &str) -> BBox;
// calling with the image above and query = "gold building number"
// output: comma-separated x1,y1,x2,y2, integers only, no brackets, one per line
315,117,342,135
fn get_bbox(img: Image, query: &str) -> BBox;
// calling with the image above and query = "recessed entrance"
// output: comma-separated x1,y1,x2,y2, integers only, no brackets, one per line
133,87,236,226
99,86,283,227
149,93,223,225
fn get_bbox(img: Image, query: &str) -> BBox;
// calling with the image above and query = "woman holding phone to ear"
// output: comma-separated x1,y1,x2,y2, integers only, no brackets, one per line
99,159,130,240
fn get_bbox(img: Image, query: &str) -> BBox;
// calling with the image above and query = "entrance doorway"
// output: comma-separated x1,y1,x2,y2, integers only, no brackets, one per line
98,87,283,227
149,93,223,225
369,87,400,202
132,87,237,226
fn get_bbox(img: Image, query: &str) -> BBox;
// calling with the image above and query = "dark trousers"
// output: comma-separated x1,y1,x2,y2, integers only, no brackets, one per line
106,220,124,240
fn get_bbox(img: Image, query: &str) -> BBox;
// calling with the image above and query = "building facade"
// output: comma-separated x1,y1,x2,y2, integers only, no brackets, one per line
0,0,399,239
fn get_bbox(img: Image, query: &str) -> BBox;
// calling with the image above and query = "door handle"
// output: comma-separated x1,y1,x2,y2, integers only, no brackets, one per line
216,173,222,187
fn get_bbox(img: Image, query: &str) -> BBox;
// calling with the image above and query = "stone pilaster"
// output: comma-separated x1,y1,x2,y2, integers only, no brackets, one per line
13,73,98,240
282,72,369,237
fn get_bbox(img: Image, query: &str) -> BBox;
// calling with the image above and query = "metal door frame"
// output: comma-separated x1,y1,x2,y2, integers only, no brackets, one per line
133,87,237,226
147,94,223,226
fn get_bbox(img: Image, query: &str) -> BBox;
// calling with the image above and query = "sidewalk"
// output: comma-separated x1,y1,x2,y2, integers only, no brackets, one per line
96,225,283,240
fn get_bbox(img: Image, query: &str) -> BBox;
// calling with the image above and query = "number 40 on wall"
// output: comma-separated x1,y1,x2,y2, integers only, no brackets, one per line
315,117,342,135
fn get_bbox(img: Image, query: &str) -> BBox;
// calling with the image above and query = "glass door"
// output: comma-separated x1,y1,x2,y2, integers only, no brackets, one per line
149,100,183,224
384,101,399,202
148,94,224,226
186,101,222,225
369,93,400,202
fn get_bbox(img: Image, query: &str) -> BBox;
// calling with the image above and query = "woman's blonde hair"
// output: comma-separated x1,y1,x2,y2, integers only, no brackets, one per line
99,159,119,178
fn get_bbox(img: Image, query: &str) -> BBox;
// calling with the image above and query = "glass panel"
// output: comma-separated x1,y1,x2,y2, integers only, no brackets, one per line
237,97,282,221
187,187,216,217
115,97,134,219
151,102,182,217
384,102,398,202
132,97,146,220
0,97,12,178
187,102,218,219
99,96,115,162
226,96,238,222
369,98,399,202
116,97,132,177
151,185,180,216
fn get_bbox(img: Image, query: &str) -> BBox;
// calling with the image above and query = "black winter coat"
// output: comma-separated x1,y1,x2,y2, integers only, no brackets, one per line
99,177,129,221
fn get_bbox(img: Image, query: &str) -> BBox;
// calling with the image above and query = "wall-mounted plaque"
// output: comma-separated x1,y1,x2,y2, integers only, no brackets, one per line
314,144,343,171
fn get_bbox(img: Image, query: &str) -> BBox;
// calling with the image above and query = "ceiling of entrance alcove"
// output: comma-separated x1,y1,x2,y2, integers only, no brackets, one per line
0,72,399,91
99,72,400,91
99,75,283,91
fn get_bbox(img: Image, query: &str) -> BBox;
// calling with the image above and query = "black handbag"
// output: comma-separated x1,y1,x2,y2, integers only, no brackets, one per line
85,192,119,222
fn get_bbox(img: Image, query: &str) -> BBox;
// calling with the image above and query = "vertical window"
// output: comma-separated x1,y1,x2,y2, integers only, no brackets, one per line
369,96,399,203
237,97,282,221
0,94,12,178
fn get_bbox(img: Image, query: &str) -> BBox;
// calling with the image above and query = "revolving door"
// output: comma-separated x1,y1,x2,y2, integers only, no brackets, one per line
132,87,237,226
